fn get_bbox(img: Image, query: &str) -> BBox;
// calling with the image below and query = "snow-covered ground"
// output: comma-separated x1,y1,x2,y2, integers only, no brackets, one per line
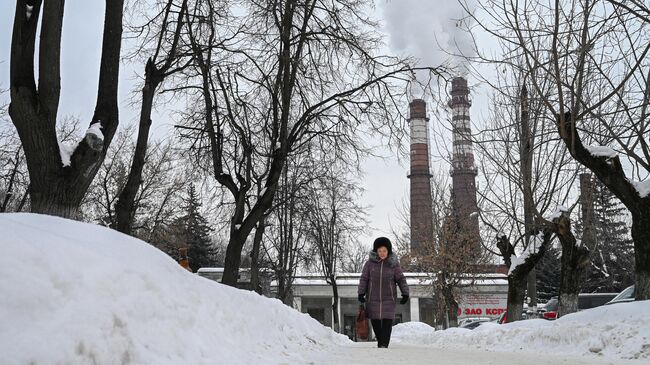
0,214,348,365
309,342,634,365
392,302,650,362
1,213,648,364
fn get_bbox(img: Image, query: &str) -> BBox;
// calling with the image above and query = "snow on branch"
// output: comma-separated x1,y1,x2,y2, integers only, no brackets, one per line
57,122,105,167
585,145,617,159
630,179,650,198
548,205,568,221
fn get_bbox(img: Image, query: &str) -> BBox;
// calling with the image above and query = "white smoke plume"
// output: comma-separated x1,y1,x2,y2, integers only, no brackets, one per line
380,0,476,88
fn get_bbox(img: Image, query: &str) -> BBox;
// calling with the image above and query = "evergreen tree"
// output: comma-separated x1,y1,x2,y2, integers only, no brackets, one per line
582,182,635,292
171,184,219,272
536,246,561,301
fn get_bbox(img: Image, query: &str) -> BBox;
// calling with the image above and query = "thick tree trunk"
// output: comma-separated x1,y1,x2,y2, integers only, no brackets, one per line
506,275,526,322
555,113,648,300
114,65,159,234
557,245,589,316
555,214,589,316
497,232,550,322
631,210,650,300
222,231,247,287
9,0,124,219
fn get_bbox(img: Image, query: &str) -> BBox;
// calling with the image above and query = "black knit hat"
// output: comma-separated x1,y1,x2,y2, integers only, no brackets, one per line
373,237,392,255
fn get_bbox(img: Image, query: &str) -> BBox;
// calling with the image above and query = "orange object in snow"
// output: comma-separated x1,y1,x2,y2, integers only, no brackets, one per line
179,247,192,272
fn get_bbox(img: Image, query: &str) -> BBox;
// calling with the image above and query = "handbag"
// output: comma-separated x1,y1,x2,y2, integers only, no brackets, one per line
356,304,369,340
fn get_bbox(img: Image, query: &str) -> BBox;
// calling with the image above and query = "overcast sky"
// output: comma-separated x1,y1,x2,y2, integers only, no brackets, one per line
0,0,495,252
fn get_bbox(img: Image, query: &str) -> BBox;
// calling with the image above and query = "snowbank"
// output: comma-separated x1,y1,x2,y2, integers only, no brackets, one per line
392,321,436,343
393,302,650,361
0,214,348,365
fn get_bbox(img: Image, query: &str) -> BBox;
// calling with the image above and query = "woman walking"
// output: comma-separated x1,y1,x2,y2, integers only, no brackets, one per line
357,237,409,348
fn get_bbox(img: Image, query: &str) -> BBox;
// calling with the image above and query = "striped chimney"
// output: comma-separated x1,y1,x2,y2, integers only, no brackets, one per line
408,99,434,255
448,77,480,243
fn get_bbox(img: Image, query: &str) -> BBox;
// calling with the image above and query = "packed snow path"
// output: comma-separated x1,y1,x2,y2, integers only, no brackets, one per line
307,343,639,365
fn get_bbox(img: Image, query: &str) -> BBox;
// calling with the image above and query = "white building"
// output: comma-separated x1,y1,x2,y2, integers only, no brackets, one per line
198,268,508,340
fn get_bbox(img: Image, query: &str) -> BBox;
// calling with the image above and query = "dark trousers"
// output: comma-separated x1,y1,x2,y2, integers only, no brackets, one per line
371,319,393,348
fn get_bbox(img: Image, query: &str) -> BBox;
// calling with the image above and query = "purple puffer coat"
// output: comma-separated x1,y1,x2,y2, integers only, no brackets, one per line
358,251,409,320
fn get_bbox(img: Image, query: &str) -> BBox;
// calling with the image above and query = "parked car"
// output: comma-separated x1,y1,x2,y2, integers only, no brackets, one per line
539,297,559,320
460,318,491,330
458,317,492,327
539,292,620,320
606,285,635,305
578,293,618,310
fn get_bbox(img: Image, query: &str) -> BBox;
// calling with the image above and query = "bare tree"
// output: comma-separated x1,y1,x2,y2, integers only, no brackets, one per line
179,0,443,287
9,0,125,217
114,0,194,234
305,157,366,332
340,240,368,274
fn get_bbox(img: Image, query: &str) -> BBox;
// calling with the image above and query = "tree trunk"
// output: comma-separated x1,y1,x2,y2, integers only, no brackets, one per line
222,231,246,287
114,63,159,234
444,286,459,327
557,245,588,316
555,214,589,316
331,278,340,332
526,272,537,309
555,113,648,300
497,232,551,322
250,216,266,294
520,85,537,309
506,274,526,322
9,0,125,219
631,210,650,300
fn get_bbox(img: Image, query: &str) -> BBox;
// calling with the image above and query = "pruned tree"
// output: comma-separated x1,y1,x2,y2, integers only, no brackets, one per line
472,0,650,300
471,65,578,320
9,0,125,217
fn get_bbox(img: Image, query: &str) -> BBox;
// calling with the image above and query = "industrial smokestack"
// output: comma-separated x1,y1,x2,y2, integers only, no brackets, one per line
448,77,480,243
408,99,434,255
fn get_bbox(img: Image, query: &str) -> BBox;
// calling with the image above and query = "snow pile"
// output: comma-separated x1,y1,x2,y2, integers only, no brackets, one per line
393,302,650,361
392,321,436,343
585,145,617,159
0,214,348,365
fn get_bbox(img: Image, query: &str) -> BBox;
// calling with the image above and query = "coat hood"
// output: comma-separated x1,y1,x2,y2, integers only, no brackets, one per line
368,251,400,268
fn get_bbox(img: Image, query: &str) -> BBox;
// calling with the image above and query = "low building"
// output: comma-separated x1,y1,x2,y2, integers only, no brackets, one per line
198,268,508,340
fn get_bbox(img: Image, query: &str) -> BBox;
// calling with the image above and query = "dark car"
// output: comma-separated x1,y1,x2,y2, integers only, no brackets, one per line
606,285,635,305
460,318,490,330
578,293,618,310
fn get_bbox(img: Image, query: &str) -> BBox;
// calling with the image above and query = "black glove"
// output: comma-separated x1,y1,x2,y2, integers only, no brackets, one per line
358,293,366,303
400,295,409,304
